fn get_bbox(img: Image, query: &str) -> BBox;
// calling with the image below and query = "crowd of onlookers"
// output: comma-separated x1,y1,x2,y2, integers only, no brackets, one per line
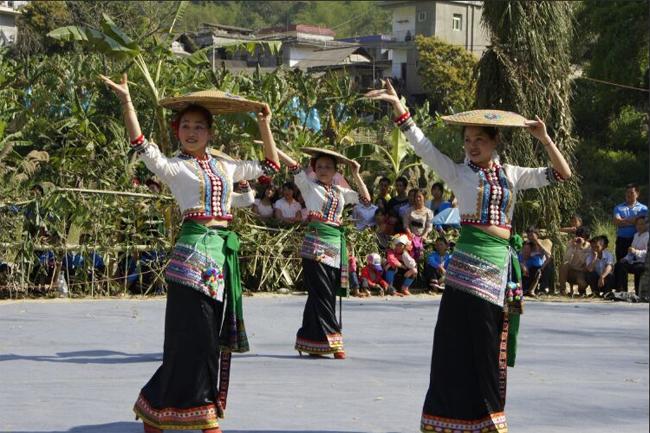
249,175,648,299
2,175,647,298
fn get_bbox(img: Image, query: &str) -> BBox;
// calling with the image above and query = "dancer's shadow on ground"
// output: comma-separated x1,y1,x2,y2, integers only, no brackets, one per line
0,350,161,364
13,422,398,433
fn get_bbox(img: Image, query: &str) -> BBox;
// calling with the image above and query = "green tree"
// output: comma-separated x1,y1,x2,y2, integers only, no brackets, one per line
476,1,580,234
415,35,477,113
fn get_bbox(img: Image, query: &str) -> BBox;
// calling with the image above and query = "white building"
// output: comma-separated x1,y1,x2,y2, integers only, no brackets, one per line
0,1,26,46
380,1,489,98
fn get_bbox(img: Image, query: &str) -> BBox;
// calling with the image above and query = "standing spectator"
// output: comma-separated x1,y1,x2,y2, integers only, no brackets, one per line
374,208,394,251
352,199,379,231
404,189,433,260
615,216,648,294
426,182,452,216
425,237,452,293
387,176,410,232
273,181,302,223
613,183,648,261
360,253,389,296
558,226,591,296
586,235,616,296
559,214,583,235
521,227,554,296
385,234,417,296
253,183,277,220
375,177,391,211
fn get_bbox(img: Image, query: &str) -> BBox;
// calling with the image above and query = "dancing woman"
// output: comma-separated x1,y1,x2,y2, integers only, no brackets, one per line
366,80,571,432
276,148,370,359
101,74,279,433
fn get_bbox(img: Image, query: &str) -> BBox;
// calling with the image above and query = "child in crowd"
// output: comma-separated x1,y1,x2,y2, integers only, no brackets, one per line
424,237,452,293
586,235,615,296
385,234,417,296
360,253,388,296
348,251,364,297
560,214,583,235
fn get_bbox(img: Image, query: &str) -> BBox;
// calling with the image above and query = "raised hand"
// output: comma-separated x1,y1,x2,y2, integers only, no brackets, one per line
364,79,401,106
524,115,551,143
99,73,131,103
256,103,272,126
347,159,361,174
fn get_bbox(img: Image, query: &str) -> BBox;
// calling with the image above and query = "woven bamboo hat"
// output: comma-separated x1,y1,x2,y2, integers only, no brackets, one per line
441,110,528,128
302,147,355,165
159,89,266,115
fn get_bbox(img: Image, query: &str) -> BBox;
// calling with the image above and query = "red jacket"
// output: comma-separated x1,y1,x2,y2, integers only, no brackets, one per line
360,265,388,288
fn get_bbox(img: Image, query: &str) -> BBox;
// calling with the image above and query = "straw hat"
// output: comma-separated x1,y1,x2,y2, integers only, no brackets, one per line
302,147,355,165
441,110,528,128
159,89,266,115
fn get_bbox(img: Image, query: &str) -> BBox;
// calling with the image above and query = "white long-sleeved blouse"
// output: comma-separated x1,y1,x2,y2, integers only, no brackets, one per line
136,140,277,221
403,124,565,230
290,166,367,226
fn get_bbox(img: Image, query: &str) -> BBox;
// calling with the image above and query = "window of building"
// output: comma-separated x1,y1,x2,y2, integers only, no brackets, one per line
452,14,462,31
418,11,427,22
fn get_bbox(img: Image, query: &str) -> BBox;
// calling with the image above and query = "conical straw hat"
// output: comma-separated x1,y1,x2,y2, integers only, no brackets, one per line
159,89,266,115
441,110,528,128
302,147,355,165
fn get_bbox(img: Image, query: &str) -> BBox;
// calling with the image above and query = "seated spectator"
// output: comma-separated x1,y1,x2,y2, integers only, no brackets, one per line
294,190,309,223
560,214,583,235
615,216,648,294
425,182,452,216
385,234,417,296
404,189,433,260
521,227,554,296
374,177,391,212
253,184,277,220
360,253,389,296
425,237,452,293
352,198,378,231
558,226,591,296
586,235,616,296
348,253,365,297
273,182,302,223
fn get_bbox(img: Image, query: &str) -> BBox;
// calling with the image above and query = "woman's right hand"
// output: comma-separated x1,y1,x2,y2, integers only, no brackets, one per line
364,79,407,117
99,73,131,103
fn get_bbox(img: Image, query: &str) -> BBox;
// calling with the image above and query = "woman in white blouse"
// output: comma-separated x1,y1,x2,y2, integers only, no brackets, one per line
252,183,277,220
367,80,571,433
276,148,370,359
101,73,279,433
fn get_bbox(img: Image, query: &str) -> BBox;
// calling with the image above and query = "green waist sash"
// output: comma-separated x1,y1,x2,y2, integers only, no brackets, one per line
303,221,349,297
176,221,249,353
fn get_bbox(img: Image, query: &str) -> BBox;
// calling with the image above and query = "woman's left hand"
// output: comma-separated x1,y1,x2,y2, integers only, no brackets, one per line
524,115,551,144
348,159,361,174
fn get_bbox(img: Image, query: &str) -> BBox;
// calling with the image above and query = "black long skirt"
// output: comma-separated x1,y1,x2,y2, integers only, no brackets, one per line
295,258,344,355
421,285,510,433
133,282,226,430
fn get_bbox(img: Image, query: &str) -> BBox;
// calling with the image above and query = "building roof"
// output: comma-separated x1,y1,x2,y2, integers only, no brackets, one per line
294,47,372,70
258,24,336,37
380,0,482,8
201,23,255,35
